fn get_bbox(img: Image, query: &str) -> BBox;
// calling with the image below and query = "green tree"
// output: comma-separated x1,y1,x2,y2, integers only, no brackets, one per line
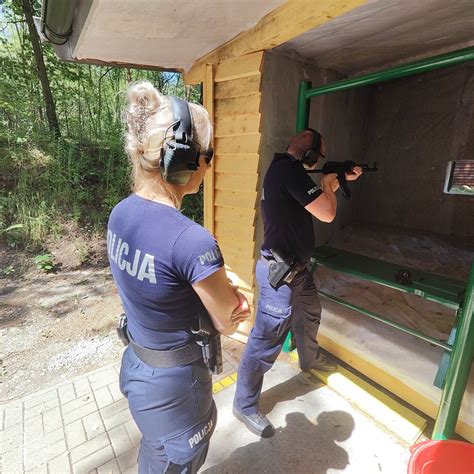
18,0,60,136
1,1,203,251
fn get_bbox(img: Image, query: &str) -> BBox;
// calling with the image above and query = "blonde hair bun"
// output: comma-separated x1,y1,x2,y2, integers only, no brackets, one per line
127,81,162,117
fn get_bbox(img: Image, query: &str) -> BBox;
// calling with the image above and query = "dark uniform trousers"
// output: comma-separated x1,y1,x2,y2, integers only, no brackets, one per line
235,259,322,415
120,346,217,473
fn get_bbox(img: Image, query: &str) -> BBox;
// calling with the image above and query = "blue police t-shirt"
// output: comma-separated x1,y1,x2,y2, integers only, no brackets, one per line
261,153,322,262
107,194,224,350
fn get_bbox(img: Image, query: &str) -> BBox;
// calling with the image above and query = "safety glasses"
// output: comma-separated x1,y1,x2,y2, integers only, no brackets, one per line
201,148,214,165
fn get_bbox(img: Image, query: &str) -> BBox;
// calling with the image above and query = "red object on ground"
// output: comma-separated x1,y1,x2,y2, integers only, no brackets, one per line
408,440,474,474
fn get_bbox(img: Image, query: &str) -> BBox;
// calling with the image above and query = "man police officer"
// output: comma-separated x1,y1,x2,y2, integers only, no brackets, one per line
233,129,363,438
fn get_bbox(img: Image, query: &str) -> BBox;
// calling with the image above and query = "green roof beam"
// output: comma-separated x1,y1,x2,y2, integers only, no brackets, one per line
305,47,474,99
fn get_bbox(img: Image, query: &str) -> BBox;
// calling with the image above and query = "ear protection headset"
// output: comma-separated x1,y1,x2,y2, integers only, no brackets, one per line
302,128,324,167
160,96,213,185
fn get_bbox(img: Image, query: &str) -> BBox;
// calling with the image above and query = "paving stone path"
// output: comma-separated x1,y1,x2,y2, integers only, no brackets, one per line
1,351,239,473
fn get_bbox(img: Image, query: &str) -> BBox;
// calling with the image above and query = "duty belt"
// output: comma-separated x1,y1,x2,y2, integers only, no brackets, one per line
116,313,223,373
260,255,307,273
117,315,203,368
129,337,203,368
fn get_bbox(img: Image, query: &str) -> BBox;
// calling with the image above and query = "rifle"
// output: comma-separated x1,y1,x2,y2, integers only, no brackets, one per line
307,161,377,199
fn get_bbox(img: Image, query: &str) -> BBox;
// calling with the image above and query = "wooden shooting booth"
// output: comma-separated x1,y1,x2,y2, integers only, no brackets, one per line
185,6,474,442
293,49,474,442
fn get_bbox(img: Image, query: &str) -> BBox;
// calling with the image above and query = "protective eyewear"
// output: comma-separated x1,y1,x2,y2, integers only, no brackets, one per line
201,148,214,164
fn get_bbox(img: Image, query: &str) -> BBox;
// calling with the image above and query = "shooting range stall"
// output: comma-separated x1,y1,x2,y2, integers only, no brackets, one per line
289,47,474,440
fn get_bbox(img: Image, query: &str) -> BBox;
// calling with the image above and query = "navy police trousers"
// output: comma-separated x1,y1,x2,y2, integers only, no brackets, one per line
234,259,322,415
120,346,216,473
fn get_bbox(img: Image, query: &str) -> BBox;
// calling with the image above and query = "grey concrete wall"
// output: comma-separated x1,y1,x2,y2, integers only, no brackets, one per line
353,63,474,237
258,51,371,253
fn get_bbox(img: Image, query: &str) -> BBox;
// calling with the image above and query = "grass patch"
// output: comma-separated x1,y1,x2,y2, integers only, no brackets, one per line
0,133,204,252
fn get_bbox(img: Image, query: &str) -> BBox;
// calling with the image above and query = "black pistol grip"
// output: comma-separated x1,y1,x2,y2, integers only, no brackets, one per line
337,172,351,200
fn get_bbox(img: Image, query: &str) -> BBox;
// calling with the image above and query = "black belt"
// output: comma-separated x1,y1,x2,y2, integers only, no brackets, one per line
128,334,203,368
260,255,307,272
260,255,274,266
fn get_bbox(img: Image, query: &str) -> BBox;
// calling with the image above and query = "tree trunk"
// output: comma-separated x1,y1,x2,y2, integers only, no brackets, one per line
20,0,61,137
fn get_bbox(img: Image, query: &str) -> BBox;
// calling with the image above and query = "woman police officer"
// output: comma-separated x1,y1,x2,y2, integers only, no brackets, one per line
107,81,249,473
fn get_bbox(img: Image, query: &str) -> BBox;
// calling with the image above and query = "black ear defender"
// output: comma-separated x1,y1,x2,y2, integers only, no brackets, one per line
160,96,200,185
302,128,324,167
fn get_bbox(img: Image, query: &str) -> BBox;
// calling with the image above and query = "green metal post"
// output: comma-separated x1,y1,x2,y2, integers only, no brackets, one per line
432,263,474,440
296,81,311,132
305,47,474,99
282,331,293,353
284,80,312,353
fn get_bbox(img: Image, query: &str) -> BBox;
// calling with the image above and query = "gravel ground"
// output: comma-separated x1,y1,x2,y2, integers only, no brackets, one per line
1,265,124,402
0,245,245,402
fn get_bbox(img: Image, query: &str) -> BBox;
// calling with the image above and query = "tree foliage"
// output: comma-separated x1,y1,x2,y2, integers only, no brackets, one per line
0,0,203,251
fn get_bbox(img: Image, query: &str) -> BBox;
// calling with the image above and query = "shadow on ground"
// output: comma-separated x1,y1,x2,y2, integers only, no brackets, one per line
259,373,324,414
204,410,355,474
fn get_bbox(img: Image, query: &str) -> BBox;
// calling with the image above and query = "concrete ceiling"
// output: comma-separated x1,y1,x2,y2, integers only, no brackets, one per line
71,0,285,71
275,0,474,75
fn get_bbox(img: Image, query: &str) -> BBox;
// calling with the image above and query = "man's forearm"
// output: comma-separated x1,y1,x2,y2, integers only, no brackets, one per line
324,188,337,215
321,183,337,220
306,176,338,222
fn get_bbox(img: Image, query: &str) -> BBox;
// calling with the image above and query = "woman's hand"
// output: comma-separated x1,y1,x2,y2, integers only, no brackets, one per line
231,289,250,324
193,268,251,335
228,278,250,324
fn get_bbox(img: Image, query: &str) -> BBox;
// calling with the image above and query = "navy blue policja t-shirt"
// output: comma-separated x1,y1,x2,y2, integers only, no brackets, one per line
261,153,322,262
107,194,224,350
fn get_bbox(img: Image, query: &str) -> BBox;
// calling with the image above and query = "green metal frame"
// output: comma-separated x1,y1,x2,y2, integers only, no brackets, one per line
296,47,474,131
289,46,474,440
316,290,452,352
310,248,473,440
432,265,474,440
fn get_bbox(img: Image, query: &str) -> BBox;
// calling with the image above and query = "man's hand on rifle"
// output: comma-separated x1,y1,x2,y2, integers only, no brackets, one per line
346,165,363,181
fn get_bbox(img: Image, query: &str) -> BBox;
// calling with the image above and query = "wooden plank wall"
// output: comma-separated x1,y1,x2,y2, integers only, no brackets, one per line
203,64,215,233
206,51,264,342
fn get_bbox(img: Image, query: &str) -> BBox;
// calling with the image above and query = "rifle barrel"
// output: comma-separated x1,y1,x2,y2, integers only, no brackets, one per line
307,161,377,173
